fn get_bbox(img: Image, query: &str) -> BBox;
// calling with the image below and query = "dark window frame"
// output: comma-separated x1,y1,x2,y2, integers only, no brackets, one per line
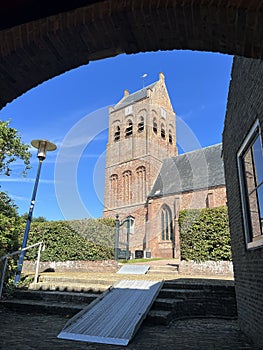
238,120,263,250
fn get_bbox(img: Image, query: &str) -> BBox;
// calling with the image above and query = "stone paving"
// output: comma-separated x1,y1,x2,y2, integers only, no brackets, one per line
0,308,255,350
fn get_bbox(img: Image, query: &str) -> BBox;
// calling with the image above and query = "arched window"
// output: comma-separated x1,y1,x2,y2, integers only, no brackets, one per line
169,130,173,144
161,123,166,139
136,166,146,202
114,125,120,142
153,118,157,134
138,117,144,132
110,174,118,207
125,120,133,137
123,170,132,203
161,205,173,241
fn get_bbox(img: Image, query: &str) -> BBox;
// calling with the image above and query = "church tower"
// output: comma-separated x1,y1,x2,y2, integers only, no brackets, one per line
103,72,177,255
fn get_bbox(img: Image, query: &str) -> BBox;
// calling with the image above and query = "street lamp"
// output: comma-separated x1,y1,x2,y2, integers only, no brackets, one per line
14,139,56,285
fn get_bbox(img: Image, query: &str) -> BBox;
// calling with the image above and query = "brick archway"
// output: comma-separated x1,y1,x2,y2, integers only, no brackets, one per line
0,0,262,109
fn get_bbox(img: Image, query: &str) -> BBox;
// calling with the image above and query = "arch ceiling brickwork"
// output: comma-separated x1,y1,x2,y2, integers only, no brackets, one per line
0,0,263,109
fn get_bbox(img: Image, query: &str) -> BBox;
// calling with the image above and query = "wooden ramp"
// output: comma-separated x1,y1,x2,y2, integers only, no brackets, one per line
117,264,150,274
58,280,163,346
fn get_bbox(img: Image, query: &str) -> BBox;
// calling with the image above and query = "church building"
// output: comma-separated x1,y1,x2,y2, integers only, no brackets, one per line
103,73,226,258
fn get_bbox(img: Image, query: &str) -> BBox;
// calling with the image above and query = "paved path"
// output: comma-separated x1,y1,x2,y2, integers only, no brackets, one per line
0,308,255,350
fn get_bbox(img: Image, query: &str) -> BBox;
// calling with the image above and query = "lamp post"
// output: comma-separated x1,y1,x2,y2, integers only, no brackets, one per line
115,215,135,261
114,214,120,261
14,139,56,285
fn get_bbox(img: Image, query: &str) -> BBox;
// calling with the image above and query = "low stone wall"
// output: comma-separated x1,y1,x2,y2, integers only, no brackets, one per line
179,260,233,277
22,259,234,277
22,260,120,274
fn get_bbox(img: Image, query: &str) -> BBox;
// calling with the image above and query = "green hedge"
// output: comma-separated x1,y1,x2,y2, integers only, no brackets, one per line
67,218,115,248
25,219,115,261
178,206,232,262
0,214,22,284
22,208,231,263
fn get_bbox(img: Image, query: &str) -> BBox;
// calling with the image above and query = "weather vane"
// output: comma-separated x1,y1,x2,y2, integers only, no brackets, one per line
141,73,148,88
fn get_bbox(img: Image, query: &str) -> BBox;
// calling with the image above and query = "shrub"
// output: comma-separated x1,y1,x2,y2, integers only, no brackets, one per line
178,206,232,262
67,218,115,248
0,213,23,293
25,219,114,262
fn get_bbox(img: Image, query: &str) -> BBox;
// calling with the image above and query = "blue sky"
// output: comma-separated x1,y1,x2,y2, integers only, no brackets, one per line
0,50,233,221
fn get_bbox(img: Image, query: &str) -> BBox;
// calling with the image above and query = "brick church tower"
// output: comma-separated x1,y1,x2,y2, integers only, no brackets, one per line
103,72,177,256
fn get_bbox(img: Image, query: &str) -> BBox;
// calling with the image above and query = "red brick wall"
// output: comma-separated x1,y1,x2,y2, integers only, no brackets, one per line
223,57,263,349
147,186,226,258
1,1,262,110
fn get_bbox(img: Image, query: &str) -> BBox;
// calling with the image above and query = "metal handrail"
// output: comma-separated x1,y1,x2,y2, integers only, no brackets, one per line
0,241,44,299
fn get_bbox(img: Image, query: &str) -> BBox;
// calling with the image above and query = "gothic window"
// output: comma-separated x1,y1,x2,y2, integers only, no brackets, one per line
136,166,146,202
169,130,173,144
238,120,263,249
114,126,120,142
161,123,166,139
123,170,132,204
138,117,144,132
153,118,157,134
161,205,173,241
110,174,118,207
125,120,133,137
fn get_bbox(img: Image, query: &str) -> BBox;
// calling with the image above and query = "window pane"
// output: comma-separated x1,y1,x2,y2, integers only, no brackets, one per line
257,184,263,225
248,189,261,238
243,148,256,194
165,209,168,240
239,123,263,248
170,220,173,241
161,211,165,240
253,136,263,185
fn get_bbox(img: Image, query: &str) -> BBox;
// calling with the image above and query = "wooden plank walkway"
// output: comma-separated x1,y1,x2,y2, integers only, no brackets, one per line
57,280,163,346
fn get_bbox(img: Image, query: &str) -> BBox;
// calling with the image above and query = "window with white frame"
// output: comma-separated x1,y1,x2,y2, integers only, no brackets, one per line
238,120,263,249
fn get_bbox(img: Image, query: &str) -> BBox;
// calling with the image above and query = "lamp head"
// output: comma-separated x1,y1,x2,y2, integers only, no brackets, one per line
31,139,57,161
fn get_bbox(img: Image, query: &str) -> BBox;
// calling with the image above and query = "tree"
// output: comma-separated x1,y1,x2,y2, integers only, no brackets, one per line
0,191,19,218
0,119,31,176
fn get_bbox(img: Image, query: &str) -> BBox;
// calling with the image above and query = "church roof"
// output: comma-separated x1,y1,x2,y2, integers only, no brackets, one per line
113,82,157,111
148,143,225,198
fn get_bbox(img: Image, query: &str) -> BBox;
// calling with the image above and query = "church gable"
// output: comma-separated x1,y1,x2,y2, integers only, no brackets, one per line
112,72,174,113
149,72,174,113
